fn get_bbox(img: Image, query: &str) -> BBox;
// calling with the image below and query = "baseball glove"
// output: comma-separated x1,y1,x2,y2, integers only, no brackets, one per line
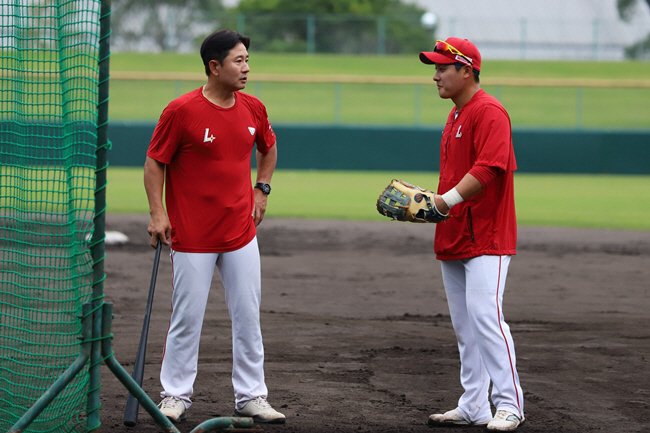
376,179,448,223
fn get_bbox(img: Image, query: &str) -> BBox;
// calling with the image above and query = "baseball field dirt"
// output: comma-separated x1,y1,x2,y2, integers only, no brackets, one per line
98,214,650,433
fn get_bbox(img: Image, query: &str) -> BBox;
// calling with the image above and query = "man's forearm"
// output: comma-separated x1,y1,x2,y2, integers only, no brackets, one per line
434,173,483,214
255,145,277,183
453,173,483,200
143,156,166,215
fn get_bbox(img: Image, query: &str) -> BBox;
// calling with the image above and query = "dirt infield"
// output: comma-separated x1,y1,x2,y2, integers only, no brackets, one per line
99,215,650,433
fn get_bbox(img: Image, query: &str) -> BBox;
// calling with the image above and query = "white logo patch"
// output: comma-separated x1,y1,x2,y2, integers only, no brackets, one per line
455,125,463,138
203,128,215,143
248,127,256,136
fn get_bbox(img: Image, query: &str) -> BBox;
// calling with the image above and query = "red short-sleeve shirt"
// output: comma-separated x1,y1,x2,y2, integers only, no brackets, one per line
147,88,276,253
435,89,517,260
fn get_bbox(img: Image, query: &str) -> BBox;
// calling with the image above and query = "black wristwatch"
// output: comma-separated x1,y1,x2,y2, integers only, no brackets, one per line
254,182,271,195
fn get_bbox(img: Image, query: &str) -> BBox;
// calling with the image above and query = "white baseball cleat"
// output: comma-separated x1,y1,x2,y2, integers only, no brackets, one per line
487,410,525,431
235,396,286,424
158,396,186,422
428,407,490,426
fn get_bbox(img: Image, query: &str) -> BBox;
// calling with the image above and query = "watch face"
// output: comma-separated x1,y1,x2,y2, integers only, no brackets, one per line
256,183,271,194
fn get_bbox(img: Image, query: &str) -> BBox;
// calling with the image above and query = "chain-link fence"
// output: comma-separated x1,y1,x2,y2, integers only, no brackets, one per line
99,7,650,60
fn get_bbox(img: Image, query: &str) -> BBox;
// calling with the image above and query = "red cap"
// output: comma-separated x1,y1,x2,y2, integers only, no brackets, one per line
420,37,481,71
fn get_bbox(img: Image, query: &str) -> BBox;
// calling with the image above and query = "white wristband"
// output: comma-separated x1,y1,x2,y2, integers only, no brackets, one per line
441,187,464,209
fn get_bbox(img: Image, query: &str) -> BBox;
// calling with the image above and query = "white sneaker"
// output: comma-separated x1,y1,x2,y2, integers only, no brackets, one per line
158,396,186,422
235,396,286,424
428,407,490,427
487,410,524,431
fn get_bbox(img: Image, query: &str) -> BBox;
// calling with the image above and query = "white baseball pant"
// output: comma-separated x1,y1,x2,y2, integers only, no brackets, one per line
159,236,268,410
440,255,524,422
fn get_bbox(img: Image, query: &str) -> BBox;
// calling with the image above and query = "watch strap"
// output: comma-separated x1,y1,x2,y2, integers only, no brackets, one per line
254,182,271,195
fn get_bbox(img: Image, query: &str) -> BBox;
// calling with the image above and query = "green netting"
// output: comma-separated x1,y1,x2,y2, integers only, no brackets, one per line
0,1,103,432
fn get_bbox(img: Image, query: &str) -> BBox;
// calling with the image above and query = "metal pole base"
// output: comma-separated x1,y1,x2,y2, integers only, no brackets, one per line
8,303,261,433
8,305,94,433
100,303,260,433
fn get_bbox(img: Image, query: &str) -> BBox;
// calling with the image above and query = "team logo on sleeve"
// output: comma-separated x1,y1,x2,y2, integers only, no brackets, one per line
203,128,215,143
248,126,256,136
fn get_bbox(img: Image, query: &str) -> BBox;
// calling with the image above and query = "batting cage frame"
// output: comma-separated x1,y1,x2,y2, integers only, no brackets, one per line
0,2,255,432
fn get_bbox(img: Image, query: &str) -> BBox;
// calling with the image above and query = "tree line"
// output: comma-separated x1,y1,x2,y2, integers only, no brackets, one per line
110,0,650,58
111,0,434,54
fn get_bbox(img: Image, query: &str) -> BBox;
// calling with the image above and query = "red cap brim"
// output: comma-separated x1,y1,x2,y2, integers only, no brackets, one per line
419,51,456,65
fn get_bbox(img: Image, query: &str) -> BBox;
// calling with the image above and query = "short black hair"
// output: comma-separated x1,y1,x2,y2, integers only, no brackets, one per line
200,30,250,76
454,62,480,83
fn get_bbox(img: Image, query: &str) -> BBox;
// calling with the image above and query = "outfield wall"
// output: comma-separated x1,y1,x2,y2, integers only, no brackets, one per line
107,122,650,175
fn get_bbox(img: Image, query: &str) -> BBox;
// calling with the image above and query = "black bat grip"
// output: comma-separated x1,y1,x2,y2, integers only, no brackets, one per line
123,239,162,426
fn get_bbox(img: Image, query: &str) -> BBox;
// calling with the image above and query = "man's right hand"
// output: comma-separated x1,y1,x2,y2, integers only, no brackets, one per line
147,212,172,248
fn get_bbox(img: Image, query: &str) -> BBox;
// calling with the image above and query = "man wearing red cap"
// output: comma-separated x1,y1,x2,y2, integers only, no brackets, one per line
419,38,525,431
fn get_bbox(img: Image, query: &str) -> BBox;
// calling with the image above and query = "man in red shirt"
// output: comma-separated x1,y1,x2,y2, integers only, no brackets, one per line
144,29,284,424
419,38,524,431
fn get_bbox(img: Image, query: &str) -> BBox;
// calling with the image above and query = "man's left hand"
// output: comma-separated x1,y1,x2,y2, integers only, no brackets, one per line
434,194,451,215
253,188,268,226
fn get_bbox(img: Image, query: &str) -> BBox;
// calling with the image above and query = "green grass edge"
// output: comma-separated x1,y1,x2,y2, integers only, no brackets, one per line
107,168,650,231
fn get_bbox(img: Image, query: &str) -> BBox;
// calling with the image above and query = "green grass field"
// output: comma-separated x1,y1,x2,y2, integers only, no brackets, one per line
109,53,650,129
111,52,650,79
104,53,650,230
107,168,650,231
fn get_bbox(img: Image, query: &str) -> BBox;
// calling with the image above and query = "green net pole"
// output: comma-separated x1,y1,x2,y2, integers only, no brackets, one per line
87,0,111,430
